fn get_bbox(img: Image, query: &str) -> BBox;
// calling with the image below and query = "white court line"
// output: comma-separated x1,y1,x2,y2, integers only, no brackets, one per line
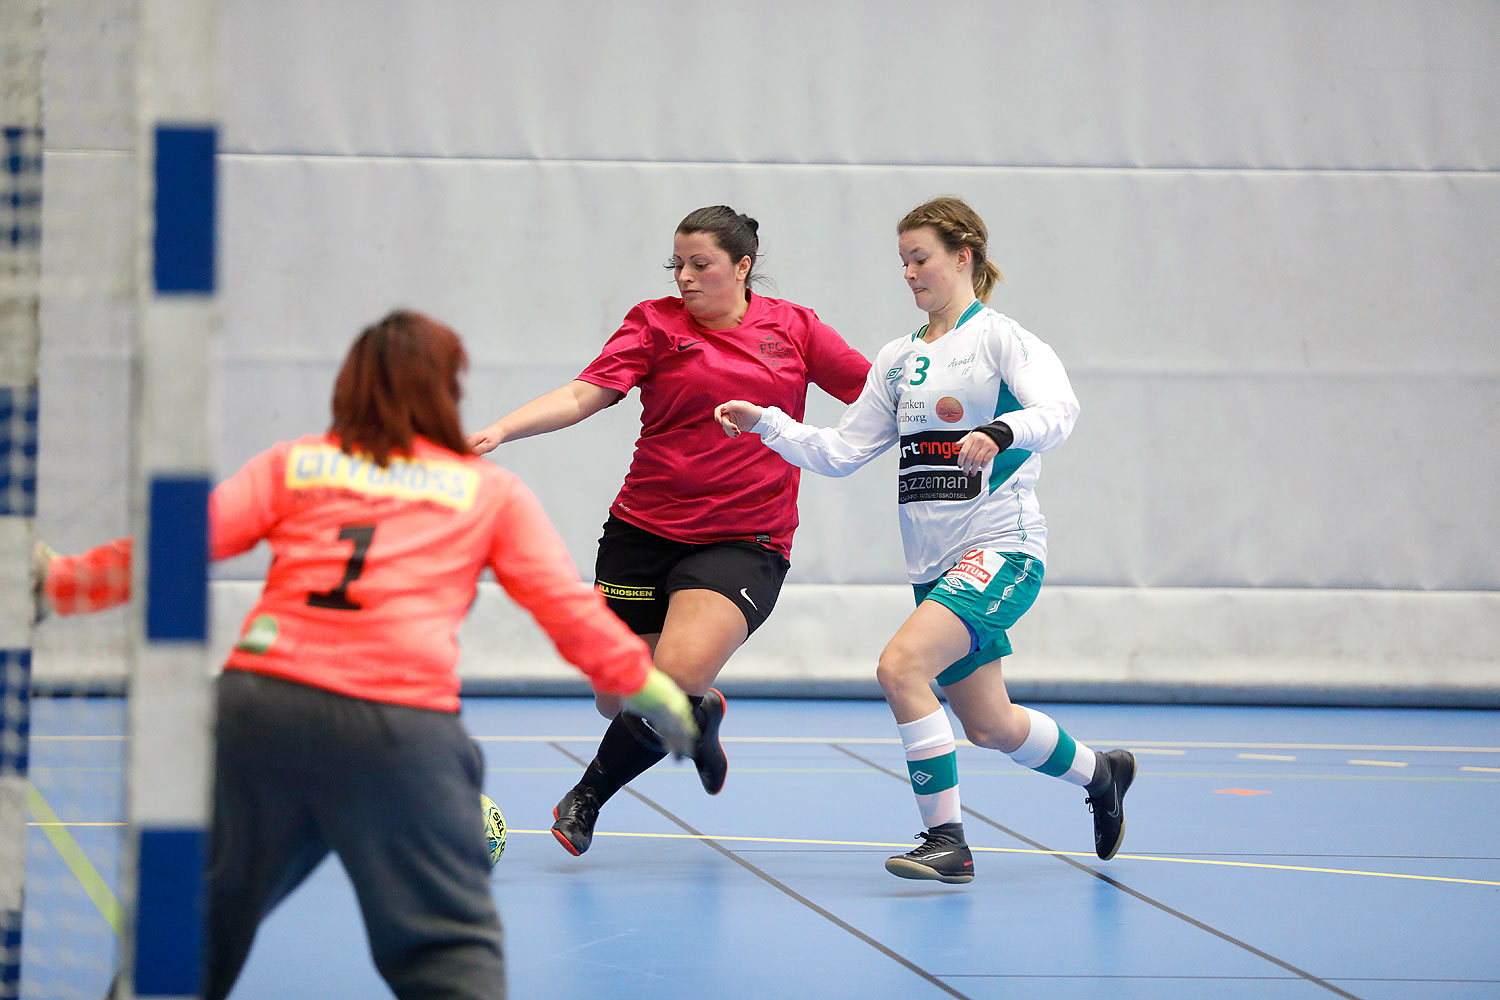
38,733,1500,754
473,735,1500,754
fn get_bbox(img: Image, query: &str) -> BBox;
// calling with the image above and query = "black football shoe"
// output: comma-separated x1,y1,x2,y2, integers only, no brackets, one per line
551,784,603,856
1085,749,1136,861
884,822,975,884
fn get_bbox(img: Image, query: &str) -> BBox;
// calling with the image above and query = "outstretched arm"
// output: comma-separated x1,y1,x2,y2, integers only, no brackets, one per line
715,372,898,478
34,443,285,618
466,380,623,455
486,476,698,758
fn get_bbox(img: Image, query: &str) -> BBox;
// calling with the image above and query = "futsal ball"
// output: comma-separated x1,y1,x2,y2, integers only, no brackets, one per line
481,793,507,868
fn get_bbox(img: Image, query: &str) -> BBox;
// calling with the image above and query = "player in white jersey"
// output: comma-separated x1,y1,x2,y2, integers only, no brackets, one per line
716,197,1136,883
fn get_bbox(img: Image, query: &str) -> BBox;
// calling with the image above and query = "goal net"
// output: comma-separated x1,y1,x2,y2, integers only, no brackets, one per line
3,1,217,997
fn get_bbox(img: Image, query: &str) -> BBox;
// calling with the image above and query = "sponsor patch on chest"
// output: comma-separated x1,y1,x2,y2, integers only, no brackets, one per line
897,470,980,503
935,396,965,423
899,430,968,468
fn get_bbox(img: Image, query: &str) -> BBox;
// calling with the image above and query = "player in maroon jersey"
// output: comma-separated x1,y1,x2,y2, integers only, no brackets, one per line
468,206,870,854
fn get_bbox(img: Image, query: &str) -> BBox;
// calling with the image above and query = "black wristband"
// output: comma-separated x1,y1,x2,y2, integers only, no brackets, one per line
973,420,1014,452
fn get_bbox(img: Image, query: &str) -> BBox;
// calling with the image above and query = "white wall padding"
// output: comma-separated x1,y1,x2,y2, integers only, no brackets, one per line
221,0,1500,171
35,1,1499,699
214,157,1500,591
197,581,1500,706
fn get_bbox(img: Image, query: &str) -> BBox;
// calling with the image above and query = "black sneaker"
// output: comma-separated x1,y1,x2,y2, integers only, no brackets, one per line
551,785,602,856
693,688,728,795
884,822,974,884
1086,749,1136,860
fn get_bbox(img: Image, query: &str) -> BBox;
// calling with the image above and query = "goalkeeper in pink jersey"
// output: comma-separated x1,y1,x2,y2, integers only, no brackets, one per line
468,206,870,855
36,310,698,1000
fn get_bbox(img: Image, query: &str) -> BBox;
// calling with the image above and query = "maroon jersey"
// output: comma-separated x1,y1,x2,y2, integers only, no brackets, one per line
578,293,869,556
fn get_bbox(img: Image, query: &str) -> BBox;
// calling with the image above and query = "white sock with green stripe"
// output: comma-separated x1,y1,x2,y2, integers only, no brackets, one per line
898,708,961,828
1009,707,1096,786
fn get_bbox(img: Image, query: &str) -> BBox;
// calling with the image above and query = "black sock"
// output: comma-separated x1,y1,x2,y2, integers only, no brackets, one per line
930,820,965,842
687,693,706,728
580,711,670,805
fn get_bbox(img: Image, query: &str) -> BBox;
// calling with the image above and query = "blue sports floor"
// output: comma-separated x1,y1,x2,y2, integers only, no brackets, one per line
21,696,1500,999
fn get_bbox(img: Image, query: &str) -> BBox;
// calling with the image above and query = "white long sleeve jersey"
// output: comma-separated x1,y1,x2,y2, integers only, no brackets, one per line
753,302,1079,583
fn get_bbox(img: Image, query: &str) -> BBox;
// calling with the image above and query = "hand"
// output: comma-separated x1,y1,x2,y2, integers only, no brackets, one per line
956,430,1001,475
621,668,700,760
714,401,763,438
466,423,505,455
32,540,58,623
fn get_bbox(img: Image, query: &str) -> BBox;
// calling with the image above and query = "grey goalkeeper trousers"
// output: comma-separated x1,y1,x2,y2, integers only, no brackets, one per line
206,669,505,1000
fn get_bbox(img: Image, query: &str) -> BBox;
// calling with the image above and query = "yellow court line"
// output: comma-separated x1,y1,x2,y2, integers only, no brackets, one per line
31,767,1500,786
1081,741,1500,754
25,785,124,938
1348,759,1409,768
1055,771,1495,783
504,766,1493,782
732,738,1500,753
505,828,1500,887
1239,753,1296,761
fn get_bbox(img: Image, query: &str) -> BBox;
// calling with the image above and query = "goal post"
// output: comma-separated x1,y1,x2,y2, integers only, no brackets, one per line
125,2,220,998
2,0,220,996
1,1,45,997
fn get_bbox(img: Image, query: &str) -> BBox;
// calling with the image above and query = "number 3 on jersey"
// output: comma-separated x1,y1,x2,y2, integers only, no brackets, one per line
308,523,375,610
911,356,930,385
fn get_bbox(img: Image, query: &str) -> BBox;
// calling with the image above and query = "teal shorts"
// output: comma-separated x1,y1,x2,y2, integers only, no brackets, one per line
913,550,1044,687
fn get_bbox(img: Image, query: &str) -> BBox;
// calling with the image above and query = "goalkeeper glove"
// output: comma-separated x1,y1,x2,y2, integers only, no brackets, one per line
622,667,700,760
32,540,58,623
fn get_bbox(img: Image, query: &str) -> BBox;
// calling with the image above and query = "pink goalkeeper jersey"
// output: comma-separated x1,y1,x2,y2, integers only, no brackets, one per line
45,434,655,712
213,434,653,710
578,293,869,556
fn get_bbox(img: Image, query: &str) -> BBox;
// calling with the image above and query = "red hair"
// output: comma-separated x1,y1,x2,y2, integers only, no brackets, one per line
329,310,469,465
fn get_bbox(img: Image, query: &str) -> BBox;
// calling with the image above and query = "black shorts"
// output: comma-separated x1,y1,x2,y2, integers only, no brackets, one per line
593,515,790,636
